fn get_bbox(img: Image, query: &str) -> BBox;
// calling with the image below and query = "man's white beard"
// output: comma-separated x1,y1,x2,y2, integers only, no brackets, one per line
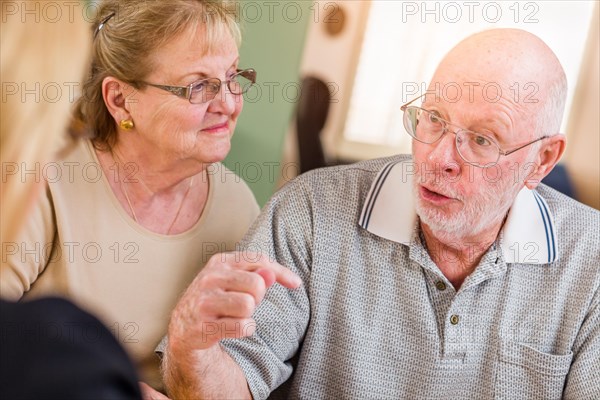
413,169,523,243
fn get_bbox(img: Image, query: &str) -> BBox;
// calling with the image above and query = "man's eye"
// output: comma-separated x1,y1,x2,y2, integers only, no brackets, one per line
428,111,443,125
474,135,492,146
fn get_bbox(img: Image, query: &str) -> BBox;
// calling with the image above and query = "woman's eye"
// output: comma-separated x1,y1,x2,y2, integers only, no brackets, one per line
193,80,220,93
192,81,206,92
226,69,239,81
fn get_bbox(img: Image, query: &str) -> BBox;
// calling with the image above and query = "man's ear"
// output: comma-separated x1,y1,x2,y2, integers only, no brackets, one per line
524,134,567,189
102,76,137,124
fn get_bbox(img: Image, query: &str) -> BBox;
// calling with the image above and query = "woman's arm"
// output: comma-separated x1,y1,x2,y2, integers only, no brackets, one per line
1,185,56,299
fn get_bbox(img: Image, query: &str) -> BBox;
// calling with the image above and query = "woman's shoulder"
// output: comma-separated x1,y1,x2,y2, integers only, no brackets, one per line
47,139,100,186
207,163,256,198
205,162,259,216
46,140,115,213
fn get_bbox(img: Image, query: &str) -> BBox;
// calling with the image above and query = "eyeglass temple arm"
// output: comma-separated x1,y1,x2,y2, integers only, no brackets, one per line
500,135,550,156
400,93,428,110
145,83,190,99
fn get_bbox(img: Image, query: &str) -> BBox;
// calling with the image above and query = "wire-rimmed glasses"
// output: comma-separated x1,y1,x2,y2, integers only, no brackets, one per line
141,68,257,104
401,95,549,168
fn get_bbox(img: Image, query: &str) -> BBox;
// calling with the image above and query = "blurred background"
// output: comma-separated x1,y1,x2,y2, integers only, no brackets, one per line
227,0,599,209
6,0,597,209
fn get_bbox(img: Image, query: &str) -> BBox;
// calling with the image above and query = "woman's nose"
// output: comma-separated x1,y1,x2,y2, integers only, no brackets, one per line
207,85,238,115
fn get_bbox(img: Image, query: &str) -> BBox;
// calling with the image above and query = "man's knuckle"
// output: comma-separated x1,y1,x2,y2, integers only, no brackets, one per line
239,294,256,316
248,272,266,292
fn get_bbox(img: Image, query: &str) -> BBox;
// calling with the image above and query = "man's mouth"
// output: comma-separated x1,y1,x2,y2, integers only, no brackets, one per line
419,185,456,204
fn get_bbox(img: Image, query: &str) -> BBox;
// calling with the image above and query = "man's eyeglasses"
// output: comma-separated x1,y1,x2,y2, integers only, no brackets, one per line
400,95,549,168
141,68,257,104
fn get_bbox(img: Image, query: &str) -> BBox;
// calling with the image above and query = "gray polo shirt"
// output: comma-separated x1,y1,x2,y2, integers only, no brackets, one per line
222,155,599,399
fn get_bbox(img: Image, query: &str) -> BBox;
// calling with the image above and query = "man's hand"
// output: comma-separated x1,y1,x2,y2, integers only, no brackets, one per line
168,252,302,352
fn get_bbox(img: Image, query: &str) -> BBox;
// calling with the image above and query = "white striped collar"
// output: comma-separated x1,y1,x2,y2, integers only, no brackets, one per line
359,160,558,264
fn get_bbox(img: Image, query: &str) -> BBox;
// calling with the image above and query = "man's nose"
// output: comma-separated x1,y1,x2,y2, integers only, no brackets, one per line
426,130,462,176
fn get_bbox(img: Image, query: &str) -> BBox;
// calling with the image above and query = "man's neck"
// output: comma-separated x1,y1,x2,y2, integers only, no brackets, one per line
420,221,503,290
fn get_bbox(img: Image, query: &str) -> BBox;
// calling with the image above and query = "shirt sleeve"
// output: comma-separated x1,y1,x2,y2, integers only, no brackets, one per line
563,284,600,398
0,185,57,300
220,177,313,400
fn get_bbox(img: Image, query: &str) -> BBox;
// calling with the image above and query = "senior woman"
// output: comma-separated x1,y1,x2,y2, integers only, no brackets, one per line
0,0,259,390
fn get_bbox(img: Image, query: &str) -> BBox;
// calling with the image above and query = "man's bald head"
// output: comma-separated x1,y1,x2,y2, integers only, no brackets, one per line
430,28,567,139
412,29,568,246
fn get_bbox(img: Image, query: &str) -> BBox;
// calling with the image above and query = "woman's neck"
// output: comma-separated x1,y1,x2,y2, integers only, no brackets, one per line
95,144,210,235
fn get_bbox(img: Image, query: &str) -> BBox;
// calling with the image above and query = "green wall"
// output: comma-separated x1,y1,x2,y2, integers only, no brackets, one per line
223,2,311,206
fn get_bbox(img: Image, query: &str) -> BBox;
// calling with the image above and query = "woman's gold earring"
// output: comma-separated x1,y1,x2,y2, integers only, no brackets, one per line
119,119,134,130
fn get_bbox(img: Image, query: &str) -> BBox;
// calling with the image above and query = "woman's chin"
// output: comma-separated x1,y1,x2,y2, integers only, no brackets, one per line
198,145,231,165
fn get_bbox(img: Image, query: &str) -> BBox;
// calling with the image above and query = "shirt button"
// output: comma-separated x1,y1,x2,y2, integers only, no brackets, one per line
436,281,447,291
450,315,460,325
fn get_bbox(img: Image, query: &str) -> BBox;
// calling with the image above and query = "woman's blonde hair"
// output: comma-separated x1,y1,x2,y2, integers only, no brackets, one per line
74,0,241,151
1,1,91,243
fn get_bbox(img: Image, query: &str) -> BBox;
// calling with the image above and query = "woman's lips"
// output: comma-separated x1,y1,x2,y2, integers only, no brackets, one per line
419,185,456,205
202,121,229,134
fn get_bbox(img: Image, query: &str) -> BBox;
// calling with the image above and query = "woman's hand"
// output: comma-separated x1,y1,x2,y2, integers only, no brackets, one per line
139,382,170,400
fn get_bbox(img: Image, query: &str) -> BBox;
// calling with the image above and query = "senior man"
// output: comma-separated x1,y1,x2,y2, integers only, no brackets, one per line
160,29,599,399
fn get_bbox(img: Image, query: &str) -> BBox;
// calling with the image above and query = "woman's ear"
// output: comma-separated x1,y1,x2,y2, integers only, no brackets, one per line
524,134,567,189
102,77,136,124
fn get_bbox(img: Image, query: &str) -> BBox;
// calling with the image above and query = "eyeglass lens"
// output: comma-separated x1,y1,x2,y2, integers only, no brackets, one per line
403,107,499,166
190,70,255,104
